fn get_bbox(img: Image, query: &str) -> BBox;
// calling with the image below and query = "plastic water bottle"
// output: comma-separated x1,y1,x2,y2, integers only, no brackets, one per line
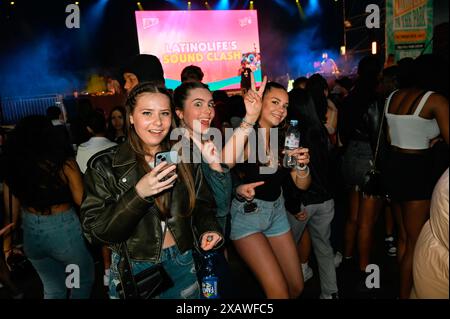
283,120,300,168
201,252,219,299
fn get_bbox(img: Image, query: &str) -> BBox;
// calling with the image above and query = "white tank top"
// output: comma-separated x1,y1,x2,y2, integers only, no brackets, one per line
385,90,440,150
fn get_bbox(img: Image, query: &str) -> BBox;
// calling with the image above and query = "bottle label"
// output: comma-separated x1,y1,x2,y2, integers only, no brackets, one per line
285,133,300,149
202,276,219,299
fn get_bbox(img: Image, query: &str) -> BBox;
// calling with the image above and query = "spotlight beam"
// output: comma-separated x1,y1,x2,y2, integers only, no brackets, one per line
296,1,305,19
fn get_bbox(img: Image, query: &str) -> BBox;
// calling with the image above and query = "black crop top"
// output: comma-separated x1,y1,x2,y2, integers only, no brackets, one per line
24,181,73,212
236,161,290,202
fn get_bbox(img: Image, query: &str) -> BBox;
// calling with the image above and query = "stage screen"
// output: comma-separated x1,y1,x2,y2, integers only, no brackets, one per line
135,10,262,90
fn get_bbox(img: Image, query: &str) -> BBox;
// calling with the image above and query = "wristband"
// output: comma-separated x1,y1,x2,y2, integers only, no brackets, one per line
295,165,310,178
295,164,308,171
241,117,255,127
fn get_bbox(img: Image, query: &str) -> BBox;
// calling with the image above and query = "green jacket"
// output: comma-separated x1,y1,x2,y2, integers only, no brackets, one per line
80,142,222,262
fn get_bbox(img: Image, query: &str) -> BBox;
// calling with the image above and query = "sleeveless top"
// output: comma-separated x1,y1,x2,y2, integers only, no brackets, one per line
237,161,289,202
385,90,440,150
27,182,73,211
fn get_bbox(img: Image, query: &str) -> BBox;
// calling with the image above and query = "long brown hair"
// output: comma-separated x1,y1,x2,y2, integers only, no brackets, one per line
125,82,196,216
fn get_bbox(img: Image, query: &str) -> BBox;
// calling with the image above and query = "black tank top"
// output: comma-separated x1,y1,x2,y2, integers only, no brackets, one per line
237,161,289,202
25,179,73,212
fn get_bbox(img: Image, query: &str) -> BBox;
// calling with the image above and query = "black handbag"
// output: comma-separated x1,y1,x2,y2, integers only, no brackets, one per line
361,101,386,197
116,253,174,300
116,213,174,299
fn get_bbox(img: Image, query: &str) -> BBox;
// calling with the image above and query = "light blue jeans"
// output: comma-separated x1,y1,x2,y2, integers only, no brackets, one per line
22,207,94,299
109,246,200,299
287,199,338,297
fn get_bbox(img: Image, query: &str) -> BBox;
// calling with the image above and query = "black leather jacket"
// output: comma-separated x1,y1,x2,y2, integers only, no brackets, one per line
80,142,222,262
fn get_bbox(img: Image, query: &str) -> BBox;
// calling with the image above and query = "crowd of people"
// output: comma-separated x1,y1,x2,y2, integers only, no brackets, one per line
0,52,448,300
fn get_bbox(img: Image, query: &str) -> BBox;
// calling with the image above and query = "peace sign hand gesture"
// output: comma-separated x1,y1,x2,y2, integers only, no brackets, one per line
243,73,268,124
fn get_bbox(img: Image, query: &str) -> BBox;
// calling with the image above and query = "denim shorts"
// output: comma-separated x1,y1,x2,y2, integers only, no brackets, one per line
229,195,291,241
109,246,200,299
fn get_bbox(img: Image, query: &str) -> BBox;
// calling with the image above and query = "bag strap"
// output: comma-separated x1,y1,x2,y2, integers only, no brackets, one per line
372,100,388,169
8,188,12,225
118,206,167,299
7,187,17,248
191,214,202,255
118,241,139,299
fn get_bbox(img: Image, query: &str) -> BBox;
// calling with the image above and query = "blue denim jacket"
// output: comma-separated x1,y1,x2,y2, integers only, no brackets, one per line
201,162,232,233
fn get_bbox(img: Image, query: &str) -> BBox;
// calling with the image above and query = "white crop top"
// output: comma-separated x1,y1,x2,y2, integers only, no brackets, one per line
385,90,440,150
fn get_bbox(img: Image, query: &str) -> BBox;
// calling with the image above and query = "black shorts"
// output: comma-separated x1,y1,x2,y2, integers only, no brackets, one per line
384,149,435,202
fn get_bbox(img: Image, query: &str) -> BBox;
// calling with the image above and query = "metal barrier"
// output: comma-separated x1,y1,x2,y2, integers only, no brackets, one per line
0,94,62,125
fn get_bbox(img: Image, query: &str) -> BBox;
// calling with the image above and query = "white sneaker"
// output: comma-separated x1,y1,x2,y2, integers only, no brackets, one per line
103,269,110,287
301,263,313,282
334,251,343,268
320,292,339,299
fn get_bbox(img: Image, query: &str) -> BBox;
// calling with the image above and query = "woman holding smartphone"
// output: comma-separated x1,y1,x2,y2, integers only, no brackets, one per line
80,82,223,299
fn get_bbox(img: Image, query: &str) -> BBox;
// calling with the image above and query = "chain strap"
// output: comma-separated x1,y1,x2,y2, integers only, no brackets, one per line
372,100,388,169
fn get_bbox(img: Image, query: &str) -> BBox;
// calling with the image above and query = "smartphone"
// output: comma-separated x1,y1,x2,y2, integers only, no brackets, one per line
154,151,179,166
154,151,178,182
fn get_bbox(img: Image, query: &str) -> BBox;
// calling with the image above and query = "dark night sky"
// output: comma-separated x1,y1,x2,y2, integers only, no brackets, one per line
0,0,447,96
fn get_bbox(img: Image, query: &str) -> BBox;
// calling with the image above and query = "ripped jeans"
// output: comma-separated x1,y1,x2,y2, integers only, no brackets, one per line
109,246,200,299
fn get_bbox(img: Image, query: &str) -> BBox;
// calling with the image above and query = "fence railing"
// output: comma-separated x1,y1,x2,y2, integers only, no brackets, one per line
1,94,62,125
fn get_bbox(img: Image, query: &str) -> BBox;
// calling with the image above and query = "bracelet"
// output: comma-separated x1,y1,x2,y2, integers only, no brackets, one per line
237,123,253,132
295,165,310,178
295,164,308,171
241,117,255,127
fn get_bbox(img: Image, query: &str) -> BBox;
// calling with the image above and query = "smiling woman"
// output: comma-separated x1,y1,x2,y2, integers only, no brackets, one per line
229,81,312,299
173,81,230,234
80,82,223,299
129,92,173,151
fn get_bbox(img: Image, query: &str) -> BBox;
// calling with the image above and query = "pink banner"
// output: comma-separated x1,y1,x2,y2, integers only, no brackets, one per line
135,10,262,90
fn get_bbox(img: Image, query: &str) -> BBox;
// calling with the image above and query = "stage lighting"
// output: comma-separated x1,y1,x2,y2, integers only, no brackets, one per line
340,46,346,55
188,1,191,10
10,1,15,5
75,1,79,4
371,41,377,55
296,0,305,19
250,1,254,10
137,2,143,10
205,1,211,9
215,0,230,10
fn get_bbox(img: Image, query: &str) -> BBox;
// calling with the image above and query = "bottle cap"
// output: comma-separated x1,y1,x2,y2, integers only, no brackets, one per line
290,120,298,126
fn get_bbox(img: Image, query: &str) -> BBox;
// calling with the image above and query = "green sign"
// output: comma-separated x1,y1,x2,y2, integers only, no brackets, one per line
386,0,434,61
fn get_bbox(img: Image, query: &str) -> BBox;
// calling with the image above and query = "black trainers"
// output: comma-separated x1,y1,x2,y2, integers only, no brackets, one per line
385,236,397,257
